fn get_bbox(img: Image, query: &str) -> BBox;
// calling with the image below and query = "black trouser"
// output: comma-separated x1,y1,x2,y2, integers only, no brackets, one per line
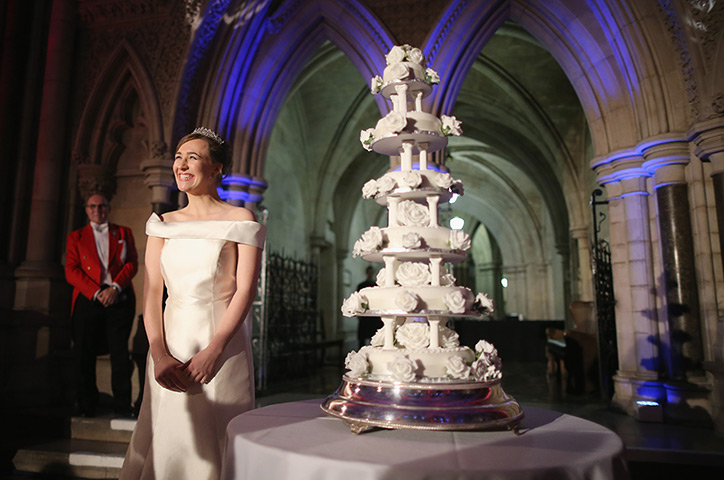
72,290,135,412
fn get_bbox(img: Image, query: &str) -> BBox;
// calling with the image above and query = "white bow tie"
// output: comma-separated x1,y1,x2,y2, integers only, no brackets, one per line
92,222,109,233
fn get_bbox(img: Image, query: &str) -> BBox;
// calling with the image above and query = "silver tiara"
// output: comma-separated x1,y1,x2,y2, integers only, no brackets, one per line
192,126,225,145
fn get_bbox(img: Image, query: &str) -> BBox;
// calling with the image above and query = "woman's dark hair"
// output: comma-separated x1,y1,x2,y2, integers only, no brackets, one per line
176,131,231,179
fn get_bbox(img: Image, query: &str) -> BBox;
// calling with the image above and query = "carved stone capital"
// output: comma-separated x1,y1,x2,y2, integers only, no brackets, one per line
140,157,175,189
76,163,116,201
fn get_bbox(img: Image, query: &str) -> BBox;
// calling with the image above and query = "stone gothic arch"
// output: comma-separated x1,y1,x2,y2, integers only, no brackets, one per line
72,39,166,205
195,0,390,173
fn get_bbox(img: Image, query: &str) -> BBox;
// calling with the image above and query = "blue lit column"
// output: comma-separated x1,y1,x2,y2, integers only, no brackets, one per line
641,136,703,380
220,174,267,210
593,151,663,414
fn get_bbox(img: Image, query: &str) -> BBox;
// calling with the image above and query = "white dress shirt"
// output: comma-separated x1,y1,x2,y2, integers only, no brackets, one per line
90,222,122,298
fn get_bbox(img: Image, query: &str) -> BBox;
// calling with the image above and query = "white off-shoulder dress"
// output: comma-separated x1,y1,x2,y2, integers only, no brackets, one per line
120,213,266,480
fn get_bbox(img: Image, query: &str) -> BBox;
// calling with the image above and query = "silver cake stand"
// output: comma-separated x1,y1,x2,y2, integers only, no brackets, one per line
321,375,524,434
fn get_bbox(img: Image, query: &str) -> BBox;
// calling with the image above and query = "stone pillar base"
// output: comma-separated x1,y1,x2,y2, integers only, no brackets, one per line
612,372,714,427
14,262,70,317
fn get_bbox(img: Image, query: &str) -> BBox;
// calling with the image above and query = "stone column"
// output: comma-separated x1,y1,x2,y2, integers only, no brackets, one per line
14,0,75,315
689,118,724,283
221,174,267,210
689,118,724,433
642,137,703,379
601,172,663,413
570,226,594,302
141,140,174,214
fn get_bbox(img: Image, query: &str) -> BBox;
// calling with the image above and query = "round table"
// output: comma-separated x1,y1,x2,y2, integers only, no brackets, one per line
222,399,628,480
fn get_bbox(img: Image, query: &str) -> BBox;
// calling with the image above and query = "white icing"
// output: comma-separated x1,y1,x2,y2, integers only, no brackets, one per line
360,285,476,315
365,346,475,378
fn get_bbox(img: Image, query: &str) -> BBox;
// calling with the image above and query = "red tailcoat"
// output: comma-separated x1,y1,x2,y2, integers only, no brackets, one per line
65,223,138,313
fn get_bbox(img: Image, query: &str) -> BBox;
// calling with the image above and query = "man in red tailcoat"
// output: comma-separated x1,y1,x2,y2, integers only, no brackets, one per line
65,193,138,417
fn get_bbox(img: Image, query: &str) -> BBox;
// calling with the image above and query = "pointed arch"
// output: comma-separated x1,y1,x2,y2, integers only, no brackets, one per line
197,0,394,178
74,39,165,167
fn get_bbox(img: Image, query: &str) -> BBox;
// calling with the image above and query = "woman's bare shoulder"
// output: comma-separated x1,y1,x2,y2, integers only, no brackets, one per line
224,206,256,222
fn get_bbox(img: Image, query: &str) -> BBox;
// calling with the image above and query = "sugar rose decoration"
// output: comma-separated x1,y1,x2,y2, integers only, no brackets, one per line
446,355,471,380
434,172,454,189
402,232,422,249
362,179,378,198
341,291,368,317
353,226,384,257
472,340,503,381
395,290,421,313
425,68,440,84
396,262,431,287
398,200,430,227
474,292,495,315
396,323,430,350
440,272,456,286
387,63,411,82
375,268,387,286
440,326,460,348
449,229,471,251
370,75,383,94
359,128,375,151
379,111,407,134
444,290,467,314
399,170,422,188
385,45,406,64
344,350,368,378
376,175,397,195
370,328,385,347
440,115,463,136
388,355,418,383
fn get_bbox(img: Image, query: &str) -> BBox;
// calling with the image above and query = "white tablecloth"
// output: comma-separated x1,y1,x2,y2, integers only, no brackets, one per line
223,399,628,480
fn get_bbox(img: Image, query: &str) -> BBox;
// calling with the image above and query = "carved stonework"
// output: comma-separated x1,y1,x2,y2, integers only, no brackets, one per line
688,0,724,65
712,93,724,115
76,0,174,26
657,0,701,120
266,0,304,33
145,140,169,159
76,163,117,201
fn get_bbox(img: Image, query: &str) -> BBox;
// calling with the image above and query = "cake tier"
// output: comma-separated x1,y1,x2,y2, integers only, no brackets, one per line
364,345,475,379
379,61,432,99
359,285,478,317
361,226,466,263
372,111,447,156
366,169,457,204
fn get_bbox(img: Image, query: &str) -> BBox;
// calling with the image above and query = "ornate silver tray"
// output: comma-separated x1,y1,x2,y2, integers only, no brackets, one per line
321,375,523,434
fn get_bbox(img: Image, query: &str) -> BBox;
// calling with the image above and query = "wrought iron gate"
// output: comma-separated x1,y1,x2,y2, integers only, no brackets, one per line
252,251,319,392
591,189,618,401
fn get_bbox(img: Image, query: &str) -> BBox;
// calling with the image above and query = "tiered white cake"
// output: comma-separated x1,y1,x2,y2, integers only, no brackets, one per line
322,45,522,433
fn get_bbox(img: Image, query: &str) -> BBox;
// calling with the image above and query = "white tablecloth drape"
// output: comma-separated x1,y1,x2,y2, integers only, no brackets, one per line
223,399,628,480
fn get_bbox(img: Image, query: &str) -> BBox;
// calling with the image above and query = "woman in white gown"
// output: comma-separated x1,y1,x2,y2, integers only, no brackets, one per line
120,127,265,480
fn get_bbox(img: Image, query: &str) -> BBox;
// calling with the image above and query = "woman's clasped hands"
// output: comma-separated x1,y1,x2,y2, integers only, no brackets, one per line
154,346,222,392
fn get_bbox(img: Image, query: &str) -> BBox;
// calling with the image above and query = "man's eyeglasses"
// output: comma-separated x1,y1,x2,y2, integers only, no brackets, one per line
86,204,109,209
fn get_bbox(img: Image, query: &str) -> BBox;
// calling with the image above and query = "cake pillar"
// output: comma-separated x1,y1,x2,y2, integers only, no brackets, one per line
400,142,414,172
419,143,428,170
428,195,439,226
388,197,400,226
430,256,442,287
415,92,423,112
383,255,395,287
394,84,409,113
382,316,395,350
429,318,440,349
